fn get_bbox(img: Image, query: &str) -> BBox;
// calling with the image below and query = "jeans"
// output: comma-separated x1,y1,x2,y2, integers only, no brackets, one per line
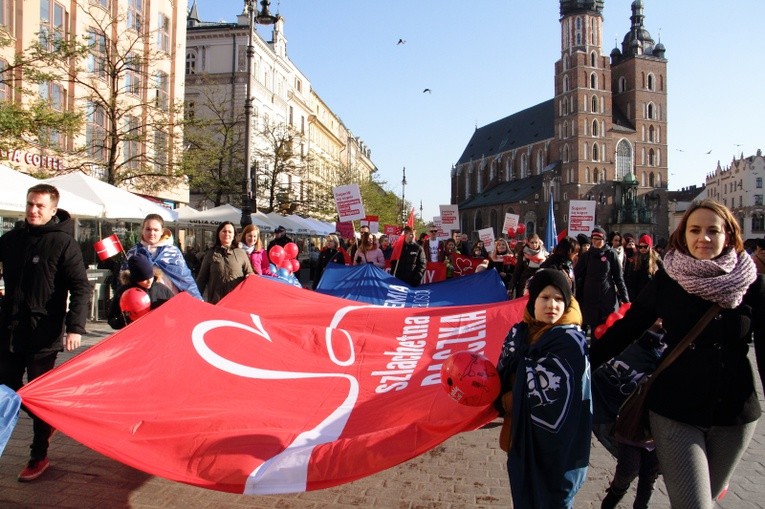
0,350,58,460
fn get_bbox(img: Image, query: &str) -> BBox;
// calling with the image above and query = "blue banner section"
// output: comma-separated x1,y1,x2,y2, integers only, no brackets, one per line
0,385,20,457
316,264,508,307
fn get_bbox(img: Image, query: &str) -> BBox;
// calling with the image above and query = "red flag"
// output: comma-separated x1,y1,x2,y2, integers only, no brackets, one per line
18,276,527,495
93,234,124,261
405,207,415,228
390,234,406,262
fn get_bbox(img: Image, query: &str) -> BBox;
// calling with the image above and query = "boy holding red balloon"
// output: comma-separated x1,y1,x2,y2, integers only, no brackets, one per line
107,253,174,329
495,269,591,508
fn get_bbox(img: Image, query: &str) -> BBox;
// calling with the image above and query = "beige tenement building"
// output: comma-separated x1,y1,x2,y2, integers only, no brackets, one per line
185,3,376,219
0,0,189,207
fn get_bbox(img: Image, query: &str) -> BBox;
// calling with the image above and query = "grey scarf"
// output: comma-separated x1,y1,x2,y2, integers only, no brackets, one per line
663,248,756,309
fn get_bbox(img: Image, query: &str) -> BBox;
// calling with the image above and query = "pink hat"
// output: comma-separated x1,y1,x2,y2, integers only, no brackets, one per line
639,234,653,248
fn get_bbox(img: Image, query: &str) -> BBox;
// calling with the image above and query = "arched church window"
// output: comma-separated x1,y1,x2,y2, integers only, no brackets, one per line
616,139,633,180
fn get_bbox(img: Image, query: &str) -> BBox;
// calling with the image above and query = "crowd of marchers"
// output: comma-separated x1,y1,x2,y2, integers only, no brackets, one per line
1,184,764,509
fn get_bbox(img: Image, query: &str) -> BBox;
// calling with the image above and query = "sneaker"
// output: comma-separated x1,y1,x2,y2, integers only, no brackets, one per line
18,457,50,482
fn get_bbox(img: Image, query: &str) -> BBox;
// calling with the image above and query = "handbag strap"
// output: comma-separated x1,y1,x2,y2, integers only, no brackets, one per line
650,303,722,382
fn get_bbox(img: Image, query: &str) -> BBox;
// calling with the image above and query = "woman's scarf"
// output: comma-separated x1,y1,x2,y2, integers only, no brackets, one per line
240,242,256,255
524,297,583,344
663,247,756,309
523,245,546,267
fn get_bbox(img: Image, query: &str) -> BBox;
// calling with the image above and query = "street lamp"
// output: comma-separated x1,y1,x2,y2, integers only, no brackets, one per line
240,0,278,228
400,167,407,224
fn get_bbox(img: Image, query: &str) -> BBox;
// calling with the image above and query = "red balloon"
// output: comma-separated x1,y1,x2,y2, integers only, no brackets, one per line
119,287,151,321
516,224,527,235
507,227,516,237
509,239,518,249
290,258,301,272
618,302,632,315
283,242,299,260
593,324,608,340
605,312,624,328
269,245,285,265
278,258,293,274
440,351,500,407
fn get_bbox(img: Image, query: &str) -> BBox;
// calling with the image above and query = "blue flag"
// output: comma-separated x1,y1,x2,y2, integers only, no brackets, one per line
544,190,558,250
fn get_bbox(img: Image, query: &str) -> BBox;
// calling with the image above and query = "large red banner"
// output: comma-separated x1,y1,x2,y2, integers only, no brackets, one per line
18,276,526,494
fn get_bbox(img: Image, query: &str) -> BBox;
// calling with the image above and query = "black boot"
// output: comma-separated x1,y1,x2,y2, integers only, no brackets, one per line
632,474,657,509
601,486,627,509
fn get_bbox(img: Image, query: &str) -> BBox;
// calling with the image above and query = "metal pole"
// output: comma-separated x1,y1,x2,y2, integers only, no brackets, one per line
401,166,407,224
240,0,256,227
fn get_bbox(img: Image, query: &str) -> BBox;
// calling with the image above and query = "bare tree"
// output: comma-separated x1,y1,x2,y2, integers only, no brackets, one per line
253,120,307,214
0,36,84,151
20,3,186,191
182,76,246,207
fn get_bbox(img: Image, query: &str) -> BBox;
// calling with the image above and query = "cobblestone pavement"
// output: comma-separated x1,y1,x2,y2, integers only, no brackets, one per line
1,321,764,508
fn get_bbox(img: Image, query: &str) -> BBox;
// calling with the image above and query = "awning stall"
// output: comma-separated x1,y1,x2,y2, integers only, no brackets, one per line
45,172,177,222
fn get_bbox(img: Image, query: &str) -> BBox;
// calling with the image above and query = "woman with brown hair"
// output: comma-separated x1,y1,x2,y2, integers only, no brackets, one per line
623,234,663,300
196,221,254,303
240,224,273,277
353,232,385,268
591,199,765,509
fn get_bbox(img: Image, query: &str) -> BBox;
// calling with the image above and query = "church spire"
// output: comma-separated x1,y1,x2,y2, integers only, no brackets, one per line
560,0,604,17
620,0,657,56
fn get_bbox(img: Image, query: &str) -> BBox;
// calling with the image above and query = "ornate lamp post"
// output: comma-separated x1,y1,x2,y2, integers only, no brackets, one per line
241,0,278,227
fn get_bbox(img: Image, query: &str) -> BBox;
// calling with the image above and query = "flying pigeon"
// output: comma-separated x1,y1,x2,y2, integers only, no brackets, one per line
423,88,432,94
705,149,712,154
397,39,406,45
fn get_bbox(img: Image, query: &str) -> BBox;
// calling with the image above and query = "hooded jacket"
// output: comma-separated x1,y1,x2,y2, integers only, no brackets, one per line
124,235,202,300
0,209,90,357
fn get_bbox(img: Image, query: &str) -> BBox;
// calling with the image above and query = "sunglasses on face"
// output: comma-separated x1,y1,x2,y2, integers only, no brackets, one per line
638,245,649,249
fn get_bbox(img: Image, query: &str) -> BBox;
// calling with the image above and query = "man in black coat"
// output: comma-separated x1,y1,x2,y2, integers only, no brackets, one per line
0,184,90,482
574,227,629,332
391,226,427,287
266,225,294,264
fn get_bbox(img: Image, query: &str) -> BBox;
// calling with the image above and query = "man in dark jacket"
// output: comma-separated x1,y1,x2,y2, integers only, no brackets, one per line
267,225,293,263
0,184,90,482
574,227,629,333
391,226,426,286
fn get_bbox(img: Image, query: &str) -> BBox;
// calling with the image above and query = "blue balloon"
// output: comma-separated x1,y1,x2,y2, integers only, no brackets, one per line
277,267,291,279
269,263,277,273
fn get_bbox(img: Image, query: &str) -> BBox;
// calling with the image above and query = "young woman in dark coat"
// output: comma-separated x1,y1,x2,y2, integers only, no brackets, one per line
591,199,765,509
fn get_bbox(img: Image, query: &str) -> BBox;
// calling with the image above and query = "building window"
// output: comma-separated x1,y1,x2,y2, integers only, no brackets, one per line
756,195,764,206
40,1,66,51
127,0,142,31
295,78,302,92
575,17,582,45
753,215,765,232
616,139,633,180
591,95,598,113
0,58,9,102
647,73,655,91
157,13,170,53
618,76,626,93
593,168,599,182
592,120,599,137
536,151,543,174
38,81,65,147
154,130,167,172
647,102,654,119
585,167,590,183
154,71,168,110
186,51,196,75
123,115,140,169
86,29,108,77
91,0,109,9
590,51,596,67
125,52,141,95
0,0,11,29
86,102,107,161
648,148,655,166
649,125,655,142
593,143,599,161
757,177,763,189
590,72,597,89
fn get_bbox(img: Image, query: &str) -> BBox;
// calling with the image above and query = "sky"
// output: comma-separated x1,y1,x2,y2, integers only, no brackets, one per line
196,0,765,222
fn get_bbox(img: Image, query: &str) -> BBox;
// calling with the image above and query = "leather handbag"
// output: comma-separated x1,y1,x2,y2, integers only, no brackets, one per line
614,304,721,446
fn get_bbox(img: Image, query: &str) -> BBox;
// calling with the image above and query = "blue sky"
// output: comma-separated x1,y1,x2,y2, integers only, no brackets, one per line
197,0,765,222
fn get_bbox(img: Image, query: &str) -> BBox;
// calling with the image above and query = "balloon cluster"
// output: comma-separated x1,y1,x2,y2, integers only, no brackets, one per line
268,242,302,287
440,351,500,407
119,287,151,321
593,302,632,340
506,224,527,238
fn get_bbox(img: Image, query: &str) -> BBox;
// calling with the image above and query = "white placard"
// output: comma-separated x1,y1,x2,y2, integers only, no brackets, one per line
568,200,596,238
333,184,366,222
502,213,520,234
478,227,496,254
438,205,460,231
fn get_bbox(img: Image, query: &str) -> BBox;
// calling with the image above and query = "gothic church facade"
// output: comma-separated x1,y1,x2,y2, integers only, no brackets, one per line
451,0,669,241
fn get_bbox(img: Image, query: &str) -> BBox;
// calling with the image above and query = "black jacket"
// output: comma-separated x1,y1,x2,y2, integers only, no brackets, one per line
313,248,344,290
574,245,629,327
107,281,175,330
591,269,765,427
0,210,90,357
391,242,426,287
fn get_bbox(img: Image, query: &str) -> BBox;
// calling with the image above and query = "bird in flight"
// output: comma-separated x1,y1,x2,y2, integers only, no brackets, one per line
423,88,432,94
705,149,713,154
675,148,684,152
397,39,406,45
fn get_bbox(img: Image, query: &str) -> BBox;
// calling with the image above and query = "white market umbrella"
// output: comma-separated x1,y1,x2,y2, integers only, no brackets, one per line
184,203,241,226
0,164,102,217
45,172,177,222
